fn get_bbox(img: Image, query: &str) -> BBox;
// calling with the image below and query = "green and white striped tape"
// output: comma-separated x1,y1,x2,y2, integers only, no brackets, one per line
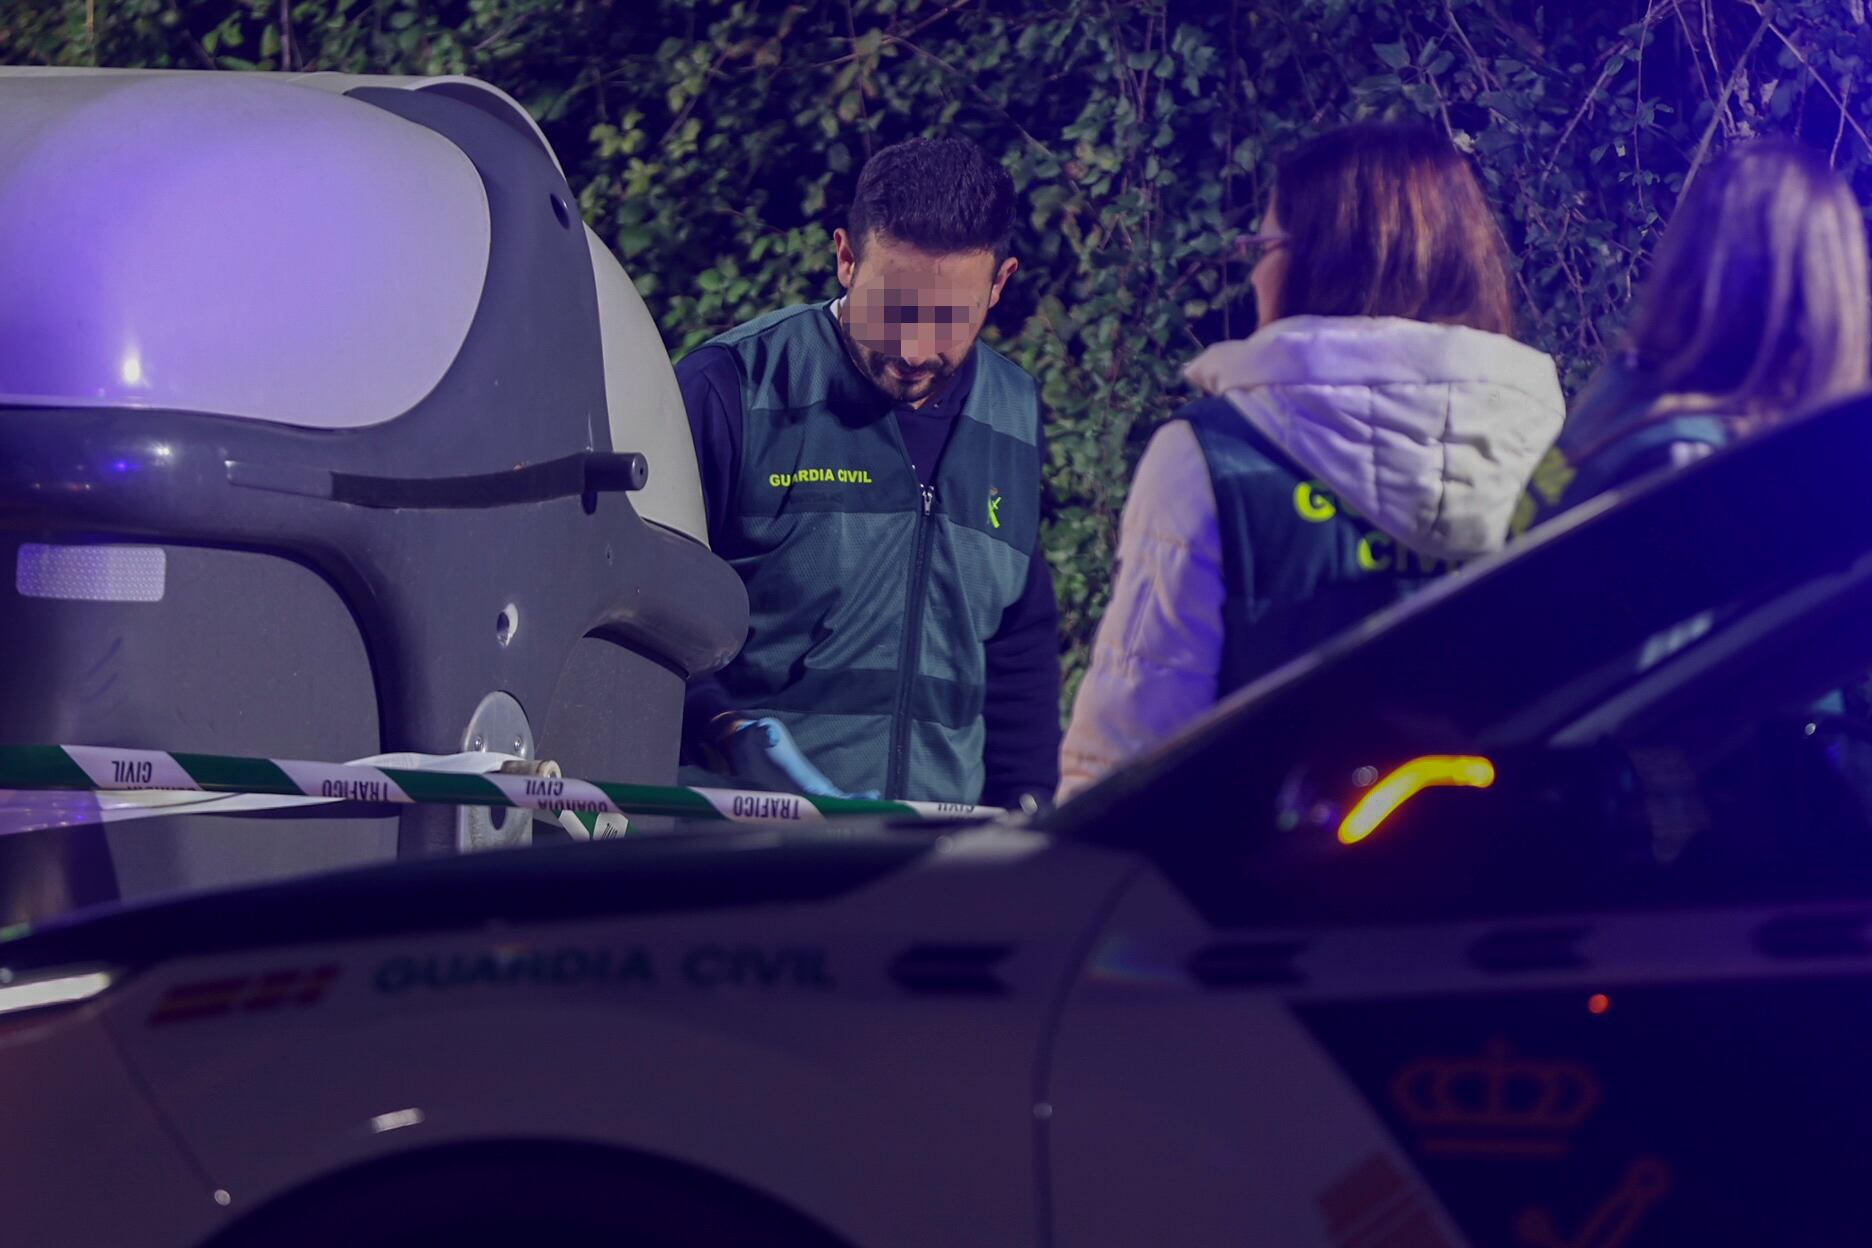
0,744,998,826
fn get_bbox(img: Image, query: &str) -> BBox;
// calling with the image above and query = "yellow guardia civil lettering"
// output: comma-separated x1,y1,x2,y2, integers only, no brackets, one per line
1356,532,1394,572
1294,482,1338,522
768,468,876,488
1357,533,1453,576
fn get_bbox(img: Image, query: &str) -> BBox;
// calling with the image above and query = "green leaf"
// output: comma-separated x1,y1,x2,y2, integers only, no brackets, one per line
618,225,653,258
1403,82,1441,115
1374,42,1410,69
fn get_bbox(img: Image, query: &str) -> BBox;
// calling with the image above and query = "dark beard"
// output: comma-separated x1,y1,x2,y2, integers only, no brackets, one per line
834,301,962,405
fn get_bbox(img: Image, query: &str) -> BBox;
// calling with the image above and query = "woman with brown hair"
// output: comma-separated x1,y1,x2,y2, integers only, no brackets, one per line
1058,121,1565,800
1535,138,1871,515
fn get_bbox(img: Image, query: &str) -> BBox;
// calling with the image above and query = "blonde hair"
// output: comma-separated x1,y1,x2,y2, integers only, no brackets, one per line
1627,139,1871,426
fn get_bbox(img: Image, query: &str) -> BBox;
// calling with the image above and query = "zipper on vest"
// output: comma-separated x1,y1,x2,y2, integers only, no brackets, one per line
888,484,937,799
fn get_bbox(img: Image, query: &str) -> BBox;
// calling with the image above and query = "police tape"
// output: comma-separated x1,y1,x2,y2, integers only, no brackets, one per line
0,744,1000,828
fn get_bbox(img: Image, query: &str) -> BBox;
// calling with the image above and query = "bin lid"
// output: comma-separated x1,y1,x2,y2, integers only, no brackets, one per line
0,70,490,428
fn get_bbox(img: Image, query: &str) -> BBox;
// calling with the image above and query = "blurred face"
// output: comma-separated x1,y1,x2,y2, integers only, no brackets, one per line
1247,198,1291,328
834,229,1017,406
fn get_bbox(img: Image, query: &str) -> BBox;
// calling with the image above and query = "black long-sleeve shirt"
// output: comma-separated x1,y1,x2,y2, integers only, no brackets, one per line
675,335,1061,809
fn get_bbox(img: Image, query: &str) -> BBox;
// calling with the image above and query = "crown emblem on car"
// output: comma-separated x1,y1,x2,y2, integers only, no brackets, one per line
1390,1039,1601,1159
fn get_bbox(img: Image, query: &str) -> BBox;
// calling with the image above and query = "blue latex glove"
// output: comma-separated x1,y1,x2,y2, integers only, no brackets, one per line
716,717,878,801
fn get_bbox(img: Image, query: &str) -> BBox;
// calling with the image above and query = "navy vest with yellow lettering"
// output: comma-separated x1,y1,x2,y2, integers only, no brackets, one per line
1182,396,1449,696
707,302,1041,802
1521,357,1734,527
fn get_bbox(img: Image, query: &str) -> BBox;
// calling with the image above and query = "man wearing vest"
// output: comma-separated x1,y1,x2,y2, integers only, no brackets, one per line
675,136,1060,811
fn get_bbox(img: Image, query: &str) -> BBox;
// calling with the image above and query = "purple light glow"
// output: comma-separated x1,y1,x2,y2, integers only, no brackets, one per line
0,73,490,428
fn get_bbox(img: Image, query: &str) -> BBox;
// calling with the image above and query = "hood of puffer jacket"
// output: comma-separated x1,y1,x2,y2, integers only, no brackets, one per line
1184,316,1566,561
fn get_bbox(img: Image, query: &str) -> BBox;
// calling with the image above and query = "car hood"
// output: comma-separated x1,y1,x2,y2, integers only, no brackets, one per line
0,822,978,974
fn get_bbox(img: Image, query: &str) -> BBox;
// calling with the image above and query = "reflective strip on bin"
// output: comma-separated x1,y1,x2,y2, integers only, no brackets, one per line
15,544,166,603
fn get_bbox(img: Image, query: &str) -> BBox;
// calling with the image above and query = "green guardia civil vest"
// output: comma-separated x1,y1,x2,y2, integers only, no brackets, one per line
707,301,1042,802
1551,414,1733,517
1183,396,1450,696
1521,357,1735,527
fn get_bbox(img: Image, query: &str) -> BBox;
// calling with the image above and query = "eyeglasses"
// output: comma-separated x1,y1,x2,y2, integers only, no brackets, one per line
1233,231,1291,261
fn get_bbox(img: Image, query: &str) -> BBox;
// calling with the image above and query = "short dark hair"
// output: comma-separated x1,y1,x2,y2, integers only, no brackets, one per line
848,137,1016,264
1273,122,1515,336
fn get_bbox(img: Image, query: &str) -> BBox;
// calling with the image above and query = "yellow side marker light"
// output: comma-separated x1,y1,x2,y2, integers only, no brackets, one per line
1338,755,1496,845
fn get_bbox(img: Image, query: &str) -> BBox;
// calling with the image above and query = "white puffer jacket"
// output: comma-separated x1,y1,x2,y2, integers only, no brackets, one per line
1057,316,1565,802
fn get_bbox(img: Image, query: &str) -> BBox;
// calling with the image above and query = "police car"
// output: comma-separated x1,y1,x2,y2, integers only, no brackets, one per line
5,380,1872,1246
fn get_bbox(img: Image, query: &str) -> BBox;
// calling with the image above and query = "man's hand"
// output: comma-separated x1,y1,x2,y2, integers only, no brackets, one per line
709,715,878,801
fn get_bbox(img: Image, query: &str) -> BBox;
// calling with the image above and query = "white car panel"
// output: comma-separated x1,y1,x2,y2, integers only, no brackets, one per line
0,1006,221,1247
73,833,1134,1247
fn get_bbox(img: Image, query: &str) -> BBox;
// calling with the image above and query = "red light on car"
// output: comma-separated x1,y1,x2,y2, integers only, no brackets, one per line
1587,993,1611,1015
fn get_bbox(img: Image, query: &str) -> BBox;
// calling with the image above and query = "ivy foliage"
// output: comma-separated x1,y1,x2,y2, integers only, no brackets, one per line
7,0,1872,707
